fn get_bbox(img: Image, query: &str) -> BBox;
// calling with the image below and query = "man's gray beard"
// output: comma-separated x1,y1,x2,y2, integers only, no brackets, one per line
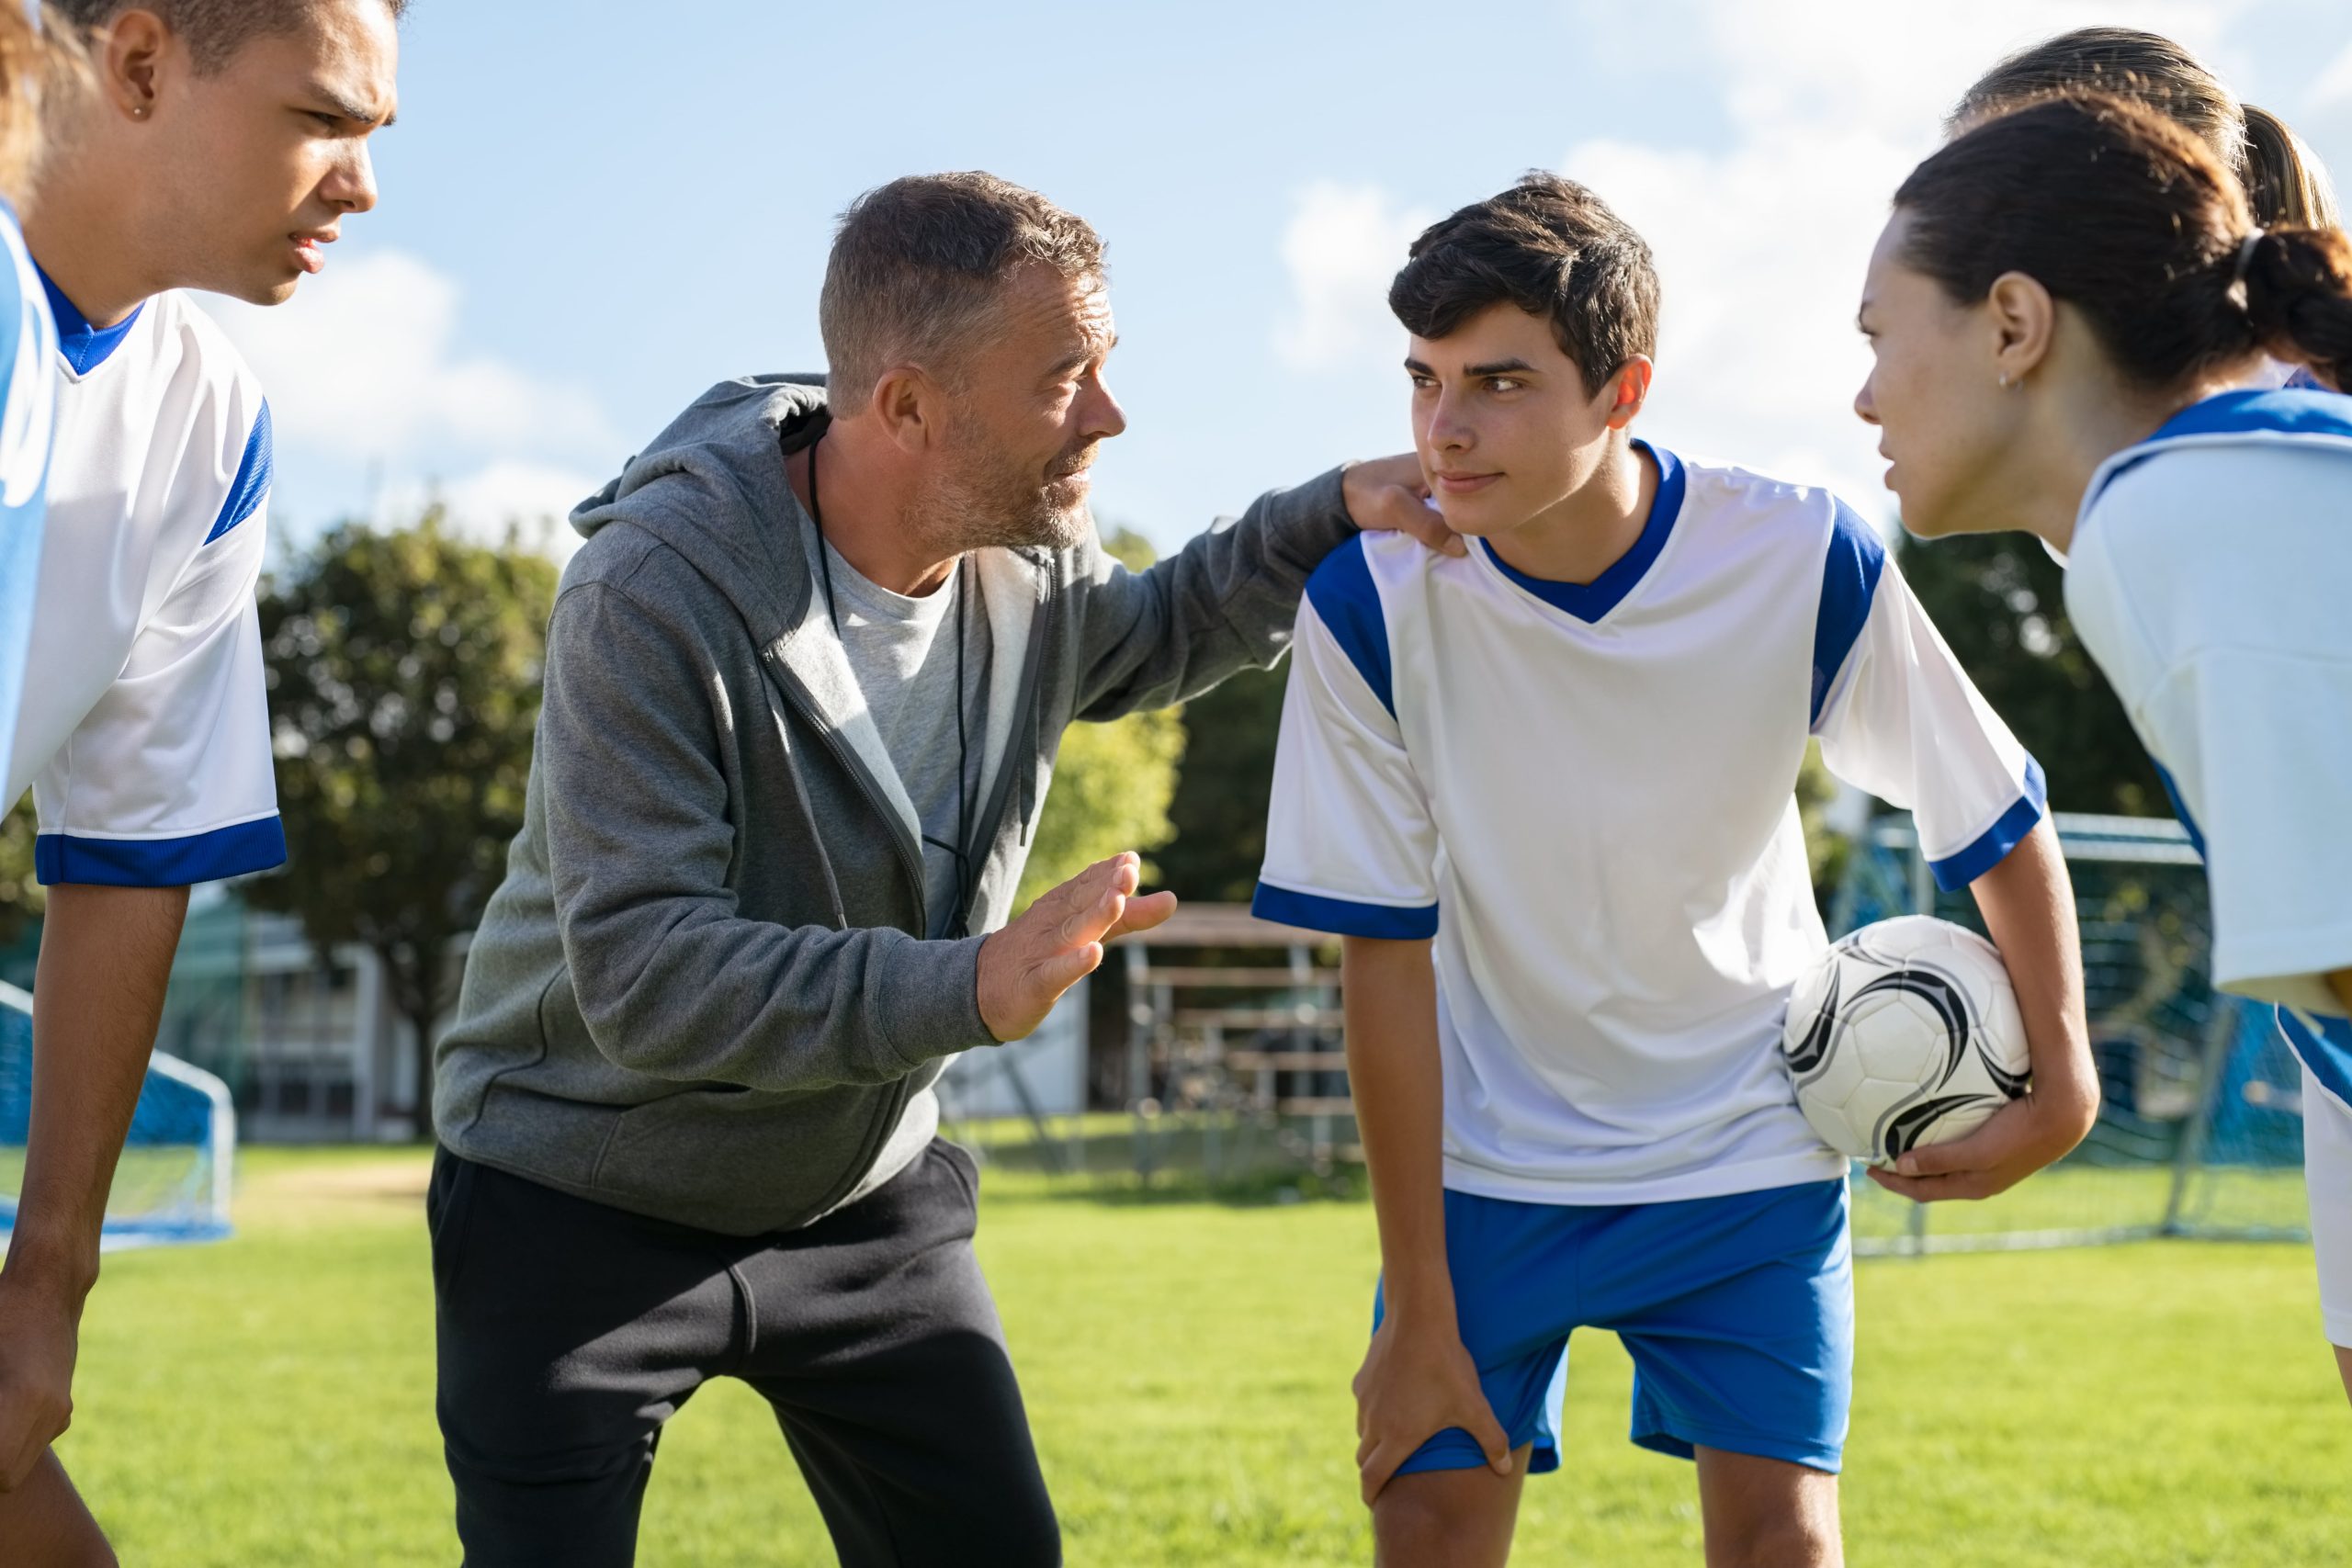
912,466,1093,556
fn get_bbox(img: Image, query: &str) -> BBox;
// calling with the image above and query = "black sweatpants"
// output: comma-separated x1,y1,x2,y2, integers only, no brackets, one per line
427,1139,1060,1567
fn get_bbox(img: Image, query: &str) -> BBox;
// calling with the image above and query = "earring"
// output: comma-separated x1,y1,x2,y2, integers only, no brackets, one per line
1997,373,2012,389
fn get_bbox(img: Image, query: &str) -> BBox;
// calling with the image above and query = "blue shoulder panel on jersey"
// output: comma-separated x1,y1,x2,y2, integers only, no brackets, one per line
36,263,144,377
36,817,288,888
2088,389,2352,509
1809,498,1887,730
1926,758,2047,891
2281,1011,2352,1116
1304,534,1396,719
1251,880,1440,941
205,401,275,545
1478,441,1687,624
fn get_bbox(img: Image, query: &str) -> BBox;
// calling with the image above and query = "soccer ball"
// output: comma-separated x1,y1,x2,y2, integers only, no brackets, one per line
1781,916,2030,1167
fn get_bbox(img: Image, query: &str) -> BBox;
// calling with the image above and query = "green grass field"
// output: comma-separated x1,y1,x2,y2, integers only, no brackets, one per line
40,1145,2352,1566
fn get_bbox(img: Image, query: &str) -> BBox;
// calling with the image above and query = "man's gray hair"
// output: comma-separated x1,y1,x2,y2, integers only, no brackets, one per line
820,172,1106,410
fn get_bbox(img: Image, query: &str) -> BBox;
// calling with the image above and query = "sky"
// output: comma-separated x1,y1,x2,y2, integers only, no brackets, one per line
205,0,2352,566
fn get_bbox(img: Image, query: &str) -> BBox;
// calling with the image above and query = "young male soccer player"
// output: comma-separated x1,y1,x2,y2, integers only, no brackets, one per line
0,5,399,1560
1252,175,2098,1565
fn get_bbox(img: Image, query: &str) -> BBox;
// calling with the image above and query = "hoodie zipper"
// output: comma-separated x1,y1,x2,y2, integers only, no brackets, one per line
758,647,932,1224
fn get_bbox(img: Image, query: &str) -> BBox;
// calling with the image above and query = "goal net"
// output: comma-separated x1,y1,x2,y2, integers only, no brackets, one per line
0,981,235,1252
1831,812,2308,1256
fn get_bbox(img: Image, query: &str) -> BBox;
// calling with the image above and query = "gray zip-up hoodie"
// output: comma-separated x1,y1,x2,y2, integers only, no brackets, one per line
434,375,1357,1235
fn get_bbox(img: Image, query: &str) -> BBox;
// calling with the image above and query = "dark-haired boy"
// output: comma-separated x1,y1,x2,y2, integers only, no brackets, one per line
1252,174,2096,1564
0,4,400,1560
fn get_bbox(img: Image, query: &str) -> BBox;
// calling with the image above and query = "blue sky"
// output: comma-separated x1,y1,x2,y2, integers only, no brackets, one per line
207,0,2352,562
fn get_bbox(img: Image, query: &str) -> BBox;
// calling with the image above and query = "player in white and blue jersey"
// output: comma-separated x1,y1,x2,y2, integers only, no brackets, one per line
0,1,54,842
1858,94,2352,1407
0,4,399,1557
1257,175,2097,1565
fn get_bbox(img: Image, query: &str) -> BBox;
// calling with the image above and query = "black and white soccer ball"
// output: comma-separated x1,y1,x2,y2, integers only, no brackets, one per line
1781,915,2031,1167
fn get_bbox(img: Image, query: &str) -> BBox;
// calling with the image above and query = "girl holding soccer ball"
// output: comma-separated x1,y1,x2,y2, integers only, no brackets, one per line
1853,88,2352,1406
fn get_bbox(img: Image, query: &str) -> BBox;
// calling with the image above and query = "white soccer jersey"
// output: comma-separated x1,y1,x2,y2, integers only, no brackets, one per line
2066,388,2352,1115
4,273,284,886
0,204,55,801
1254,443,2045,1203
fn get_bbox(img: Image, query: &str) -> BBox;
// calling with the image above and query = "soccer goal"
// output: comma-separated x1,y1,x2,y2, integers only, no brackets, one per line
0,981,236,1252
1830,812,2308,1256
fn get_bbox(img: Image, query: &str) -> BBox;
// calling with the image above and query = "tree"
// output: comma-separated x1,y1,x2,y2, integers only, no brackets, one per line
1156,661,1284,904
253,510,559,1136
1015,526,1186,906
0,795,40,951
1896,532,2165,818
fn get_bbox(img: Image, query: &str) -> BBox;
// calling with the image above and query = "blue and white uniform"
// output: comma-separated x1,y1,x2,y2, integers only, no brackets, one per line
2,273,285,886
1256,442,2042,1473
2067,388,2352,1348
0,204,55,807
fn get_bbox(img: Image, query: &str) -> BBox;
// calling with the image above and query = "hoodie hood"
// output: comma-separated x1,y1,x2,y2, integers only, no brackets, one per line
570,373,830,644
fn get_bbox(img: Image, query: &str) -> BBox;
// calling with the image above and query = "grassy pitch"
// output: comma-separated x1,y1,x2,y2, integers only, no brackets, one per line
45,1145,2350,1565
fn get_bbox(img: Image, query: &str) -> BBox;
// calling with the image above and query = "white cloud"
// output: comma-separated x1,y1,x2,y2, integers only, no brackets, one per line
202,248,620,560
380,459,602,567
1574,0,2245,519
1274,182,1435,370
207,251,616,464
2312,37,2352,107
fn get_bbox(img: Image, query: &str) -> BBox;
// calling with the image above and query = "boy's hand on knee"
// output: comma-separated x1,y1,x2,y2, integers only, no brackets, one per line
1351,1314,1512,1505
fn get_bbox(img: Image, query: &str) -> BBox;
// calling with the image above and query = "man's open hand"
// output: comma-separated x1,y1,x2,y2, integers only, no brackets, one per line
1344,455,1464,558
978,852,1176,1042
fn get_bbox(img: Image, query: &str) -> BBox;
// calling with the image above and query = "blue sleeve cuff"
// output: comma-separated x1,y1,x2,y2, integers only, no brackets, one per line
36,817,288,887
1926,759,2047,892
1251,881,1438,940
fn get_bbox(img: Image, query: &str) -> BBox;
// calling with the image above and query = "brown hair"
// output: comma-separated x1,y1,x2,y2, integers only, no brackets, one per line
51,0,406,73
1896,93,2352,391
0,6,43,202
1956,28,2338,228
1387,171,1659,397
819,171,1105,411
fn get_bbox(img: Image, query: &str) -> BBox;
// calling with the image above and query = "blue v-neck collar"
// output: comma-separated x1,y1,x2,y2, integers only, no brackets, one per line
36,263,145,376
1479,439,1686,624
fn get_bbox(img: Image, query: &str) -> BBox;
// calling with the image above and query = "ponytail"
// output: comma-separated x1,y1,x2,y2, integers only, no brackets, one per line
2240,227,2352,389
2242,105,2343,229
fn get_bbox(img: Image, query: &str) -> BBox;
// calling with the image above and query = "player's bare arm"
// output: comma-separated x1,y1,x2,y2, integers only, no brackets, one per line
0,884,188,1493
1341,935,1513,1513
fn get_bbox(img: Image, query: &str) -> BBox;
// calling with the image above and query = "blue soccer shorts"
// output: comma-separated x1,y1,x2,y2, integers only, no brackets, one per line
1371,1177,1853,1477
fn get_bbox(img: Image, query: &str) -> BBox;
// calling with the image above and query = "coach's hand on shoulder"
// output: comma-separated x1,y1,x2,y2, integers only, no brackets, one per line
0,1270,80,1492
1343,454,1466,558
978,852,1175,1043
1352,1312,1512,1505
1864,1086,2097,1204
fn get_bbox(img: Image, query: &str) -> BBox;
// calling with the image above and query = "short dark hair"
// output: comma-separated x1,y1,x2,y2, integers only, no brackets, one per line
51,0,407,73
1899,92,2352,392
1388,172,1660,397
819,171,1106,409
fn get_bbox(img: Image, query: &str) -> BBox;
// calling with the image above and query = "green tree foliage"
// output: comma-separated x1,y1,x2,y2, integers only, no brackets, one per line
1156,662,1284,904
0,795,39,951
1895,533,2165,817
1016,527,1186,907
252,511,559,1135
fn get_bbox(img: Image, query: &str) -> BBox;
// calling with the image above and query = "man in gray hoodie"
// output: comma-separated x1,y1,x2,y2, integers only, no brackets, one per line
424,172,1453,1568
